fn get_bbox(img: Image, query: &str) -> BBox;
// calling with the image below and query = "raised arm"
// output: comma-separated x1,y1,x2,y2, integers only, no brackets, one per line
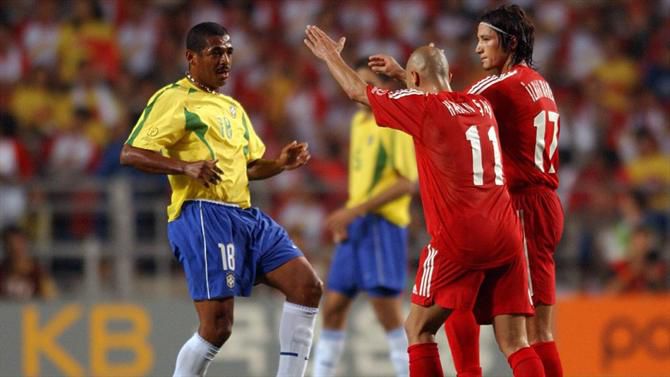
303,25,369,106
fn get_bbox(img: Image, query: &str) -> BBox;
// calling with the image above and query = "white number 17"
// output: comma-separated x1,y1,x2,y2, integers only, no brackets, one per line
533,110,559,173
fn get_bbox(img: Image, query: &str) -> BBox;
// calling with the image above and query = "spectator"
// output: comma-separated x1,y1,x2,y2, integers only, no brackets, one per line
21,0,60,70
0,113,34,229
0,22,24,85
607,225,667,293
57,0,119,83
44,108,100,178
0,225,57,300
70,59,121,144
624,128,670,212
116,0,159,77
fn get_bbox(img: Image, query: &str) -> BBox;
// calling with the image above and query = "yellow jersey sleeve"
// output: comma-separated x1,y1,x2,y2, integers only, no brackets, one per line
241,110,266,162
390,130,418,182
126,85,186,151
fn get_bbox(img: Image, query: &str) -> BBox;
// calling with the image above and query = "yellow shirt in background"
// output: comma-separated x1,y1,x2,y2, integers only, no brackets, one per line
346,109,417,227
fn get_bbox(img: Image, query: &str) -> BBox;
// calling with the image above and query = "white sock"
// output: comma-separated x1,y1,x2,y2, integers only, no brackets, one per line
276,302,319,377
312,329,346,377
386,327,409,377
173,332,220,377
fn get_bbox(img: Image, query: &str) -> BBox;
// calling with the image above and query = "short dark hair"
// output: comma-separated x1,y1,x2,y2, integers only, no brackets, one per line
186,22,229,53
479,4,535,67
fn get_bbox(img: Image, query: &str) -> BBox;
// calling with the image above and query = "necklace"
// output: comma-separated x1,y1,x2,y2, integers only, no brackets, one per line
185,71,221,95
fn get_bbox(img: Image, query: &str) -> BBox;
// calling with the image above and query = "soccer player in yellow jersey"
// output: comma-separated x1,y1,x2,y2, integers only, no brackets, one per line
120,22,323,377
312,60,417,377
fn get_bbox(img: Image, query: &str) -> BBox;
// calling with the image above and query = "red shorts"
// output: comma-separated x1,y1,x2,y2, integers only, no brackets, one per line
511,187,564,306
411,243,534,324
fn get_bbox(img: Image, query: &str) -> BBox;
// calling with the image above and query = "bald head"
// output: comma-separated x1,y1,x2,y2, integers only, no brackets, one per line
405,45,451,92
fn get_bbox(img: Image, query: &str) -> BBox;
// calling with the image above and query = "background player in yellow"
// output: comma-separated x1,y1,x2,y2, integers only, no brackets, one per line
120,22,323,377
312,60,417,377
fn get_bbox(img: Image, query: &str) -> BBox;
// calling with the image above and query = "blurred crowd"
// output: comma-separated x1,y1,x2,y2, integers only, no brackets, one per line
0,0,668,300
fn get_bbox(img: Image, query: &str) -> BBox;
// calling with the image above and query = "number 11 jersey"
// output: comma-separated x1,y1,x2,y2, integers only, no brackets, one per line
366,86,522,269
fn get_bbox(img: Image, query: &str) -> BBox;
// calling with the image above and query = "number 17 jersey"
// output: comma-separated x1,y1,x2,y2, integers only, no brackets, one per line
468,66,560,191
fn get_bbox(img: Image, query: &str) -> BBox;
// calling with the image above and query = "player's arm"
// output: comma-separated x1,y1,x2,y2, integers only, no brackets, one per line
353,175,416,215
303,25,369,106
368,54,407,83
120,144,222,188
327,174,417,241
247,140,310,180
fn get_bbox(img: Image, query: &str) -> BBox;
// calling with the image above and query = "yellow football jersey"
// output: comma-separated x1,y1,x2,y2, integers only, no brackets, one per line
126,78,265,221
346,109,417,226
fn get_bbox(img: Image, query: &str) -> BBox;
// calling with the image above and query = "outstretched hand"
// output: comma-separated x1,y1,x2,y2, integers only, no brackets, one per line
304,25,346,60
277,141,310,170
368,54,406,82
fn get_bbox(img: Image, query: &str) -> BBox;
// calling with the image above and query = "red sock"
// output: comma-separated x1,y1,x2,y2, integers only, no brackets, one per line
408,343,444,377
444,310,481,377
507,347,545,377
532,341,563,377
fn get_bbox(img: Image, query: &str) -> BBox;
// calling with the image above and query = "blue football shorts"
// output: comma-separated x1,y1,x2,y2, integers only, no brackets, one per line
327,214,408,298
167,200,303,300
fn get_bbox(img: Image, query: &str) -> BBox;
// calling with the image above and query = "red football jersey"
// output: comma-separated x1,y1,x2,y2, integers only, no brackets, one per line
467,66,560,191
366,86,522,268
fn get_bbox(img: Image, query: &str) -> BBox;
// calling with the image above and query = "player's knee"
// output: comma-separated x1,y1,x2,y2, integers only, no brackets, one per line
404,316,423,343
526,311,554,343
200,315,233,346
290,276,323,307
306,277,324,304
306,276,324,300
527,327,553,344
496,333,529,357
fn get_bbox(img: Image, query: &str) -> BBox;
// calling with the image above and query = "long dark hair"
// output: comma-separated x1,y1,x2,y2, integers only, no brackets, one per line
479,4,535,67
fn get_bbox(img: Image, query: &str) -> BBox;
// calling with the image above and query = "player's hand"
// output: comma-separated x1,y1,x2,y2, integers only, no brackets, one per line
304,25,346,60
326,207,360,242
368,54,406,81
332,228,347,244
277,141,310,170
183,159,223,188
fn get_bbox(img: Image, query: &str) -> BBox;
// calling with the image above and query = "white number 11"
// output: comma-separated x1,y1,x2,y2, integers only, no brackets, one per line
465,126,504,186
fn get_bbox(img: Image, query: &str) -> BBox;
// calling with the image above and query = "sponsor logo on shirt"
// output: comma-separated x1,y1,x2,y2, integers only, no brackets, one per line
229,105,237,119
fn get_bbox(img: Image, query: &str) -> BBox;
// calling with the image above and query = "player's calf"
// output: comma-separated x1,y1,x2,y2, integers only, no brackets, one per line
173,332,221,377
492,314,545,377
277,302,319,377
